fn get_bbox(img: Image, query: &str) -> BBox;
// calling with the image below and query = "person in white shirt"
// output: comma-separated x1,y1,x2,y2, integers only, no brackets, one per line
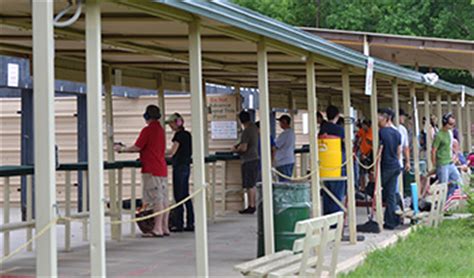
397,109,411,172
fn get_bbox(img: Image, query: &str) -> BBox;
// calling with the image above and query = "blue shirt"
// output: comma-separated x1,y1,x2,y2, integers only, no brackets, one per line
274,128,296,167
379,127,401,170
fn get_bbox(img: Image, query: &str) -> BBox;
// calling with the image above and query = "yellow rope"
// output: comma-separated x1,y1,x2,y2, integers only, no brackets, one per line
0,218,58,265
354,153,381,170
0,186,206,264
109,186,204,225
272,160,349,181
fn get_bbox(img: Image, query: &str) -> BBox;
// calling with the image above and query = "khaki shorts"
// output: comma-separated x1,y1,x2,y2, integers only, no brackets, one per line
142,174,168,207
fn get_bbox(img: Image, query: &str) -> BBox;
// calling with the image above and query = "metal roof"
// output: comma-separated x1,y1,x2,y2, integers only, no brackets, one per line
159,0,472,96
0,0,472,107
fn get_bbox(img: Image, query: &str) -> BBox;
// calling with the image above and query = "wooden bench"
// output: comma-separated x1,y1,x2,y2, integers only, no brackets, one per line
403,182,448,228
234,212,344,277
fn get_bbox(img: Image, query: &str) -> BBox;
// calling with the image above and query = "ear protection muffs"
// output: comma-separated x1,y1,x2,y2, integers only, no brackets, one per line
442,112,452,126
143,106,161,121
175,118,184,127
143,112,151,121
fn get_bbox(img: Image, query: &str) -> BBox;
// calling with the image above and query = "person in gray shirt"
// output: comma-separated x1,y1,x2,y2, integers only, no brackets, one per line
274,115,296,182
232,111,259,214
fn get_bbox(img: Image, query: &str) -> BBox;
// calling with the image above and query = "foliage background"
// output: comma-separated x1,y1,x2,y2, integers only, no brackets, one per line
232,0,474,86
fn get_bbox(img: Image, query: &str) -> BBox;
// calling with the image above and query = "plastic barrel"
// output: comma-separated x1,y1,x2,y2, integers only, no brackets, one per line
257,182,311,257
318,135,342,178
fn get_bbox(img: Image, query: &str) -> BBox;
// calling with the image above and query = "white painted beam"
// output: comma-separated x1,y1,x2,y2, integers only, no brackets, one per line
32,1,57,276
85,1,106,276
342,67,357,244
306,56,321,218
188,19,209,277
258,39,275,255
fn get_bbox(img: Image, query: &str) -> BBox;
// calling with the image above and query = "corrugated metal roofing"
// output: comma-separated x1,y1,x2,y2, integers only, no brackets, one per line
158,0,473,96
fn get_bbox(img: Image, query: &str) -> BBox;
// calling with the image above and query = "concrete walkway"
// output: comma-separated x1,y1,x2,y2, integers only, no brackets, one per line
1,207,411,277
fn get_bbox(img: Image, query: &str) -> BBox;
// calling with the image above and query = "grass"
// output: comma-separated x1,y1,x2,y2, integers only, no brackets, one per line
341,219,474,277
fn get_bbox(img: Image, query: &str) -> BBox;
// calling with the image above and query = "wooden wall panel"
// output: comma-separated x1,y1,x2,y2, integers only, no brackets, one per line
0,95,313,213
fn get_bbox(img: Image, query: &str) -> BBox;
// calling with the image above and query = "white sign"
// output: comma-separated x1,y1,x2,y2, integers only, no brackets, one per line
302,113,308,134
7,63,19,87
211,121,237,140
248,94,254,109
364,57,374,96
461,86,465,107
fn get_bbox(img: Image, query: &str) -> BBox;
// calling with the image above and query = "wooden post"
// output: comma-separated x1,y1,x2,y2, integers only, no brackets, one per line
157,73,166,127
306,55,321,218
410,85,422,193
466,100,472,153
104,66,120,241
424,90,433,171
65,171,71,251
85,1,107,274
32,1,57,274
26,175,33,251
3,177,10,257
456,96,464,152
436,93,442,128
370,79,383,231
392,79,404,200
447,94,452,113
342,67,356,243
188,19,209,276
258,38,275,255
130,168,136,236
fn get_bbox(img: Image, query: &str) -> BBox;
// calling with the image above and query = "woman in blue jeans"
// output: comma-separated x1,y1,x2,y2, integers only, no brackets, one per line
167,113,194,232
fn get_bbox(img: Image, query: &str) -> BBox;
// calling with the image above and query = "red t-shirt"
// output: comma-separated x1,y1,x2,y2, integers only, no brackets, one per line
134,121,167,177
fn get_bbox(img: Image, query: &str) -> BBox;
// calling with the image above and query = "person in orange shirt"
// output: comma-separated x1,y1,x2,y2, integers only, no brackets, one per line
357,119,373,190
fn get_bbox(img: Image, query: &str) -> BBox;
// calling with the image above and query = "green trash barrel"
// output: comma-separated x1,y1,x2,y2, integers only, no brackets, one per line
257,182,311,257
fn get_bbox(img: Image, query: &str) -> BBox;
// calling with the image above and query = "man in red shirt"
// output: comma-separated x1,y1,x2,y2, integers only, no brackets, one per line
114,105,169,237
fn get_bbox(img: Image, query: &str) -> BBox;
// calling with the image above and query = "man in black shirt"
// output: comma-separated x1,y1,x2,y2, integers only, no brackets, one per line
378,108,402,230
319,105,347,215
167,113,194,232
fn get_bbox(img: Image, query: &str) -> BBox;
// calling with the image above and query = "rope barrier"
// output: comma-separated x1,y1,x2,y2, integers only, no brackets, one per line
0,218,58,265
0,185,206,264
109,186,205,225
271,160,349,182
354,153,382,170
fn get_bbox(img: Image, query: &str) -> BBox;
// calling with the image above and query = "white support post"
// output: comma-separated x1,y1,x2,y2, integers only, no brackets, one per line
436,93,442,128
32,1,57,275
26,175,33,251
158,73,166,127
65,171,72,252
306,56,321,218
424,90,432,171
410,85,422,193
82,171,88,241
342,67,357,244
3,177,10,257
130,168,137,236
466,101,472,153
447,94,452,113
370,79,383,231
392,80,404,200
257,38,275,255
188,19,209,276
456,96,464,152
85,1,106,276
105,66,121,241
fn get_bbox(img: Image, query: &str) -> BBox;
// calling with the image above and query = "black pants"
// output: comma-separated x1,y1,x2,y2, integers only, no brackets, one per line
172,164,194,229
381,167,401,229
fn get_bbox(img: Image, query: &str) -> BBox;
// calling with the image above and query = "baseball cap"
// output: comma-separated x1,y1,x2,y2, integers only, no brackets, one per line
165,113,183,124
277,114,291,124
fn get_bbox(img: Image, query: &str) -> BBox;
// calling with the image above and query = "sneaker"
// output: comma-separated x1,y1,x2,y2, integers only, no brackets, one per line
170,226,184,233
239,207,256,214
184,226,195,232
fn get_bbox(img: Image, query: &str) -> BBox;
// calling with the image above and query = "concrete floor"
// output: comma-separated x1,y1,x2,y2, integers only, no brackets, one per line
1,207,410,277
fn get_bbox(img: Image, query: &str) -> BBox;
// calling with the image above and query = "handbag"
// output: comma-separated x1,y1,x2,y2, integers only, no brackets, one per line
135,208,155,234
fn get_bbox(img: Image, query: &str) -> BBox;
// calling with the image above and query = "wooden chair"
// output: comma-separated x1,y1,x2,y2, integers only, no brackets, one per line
234,212,344,277
426,182,447,228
